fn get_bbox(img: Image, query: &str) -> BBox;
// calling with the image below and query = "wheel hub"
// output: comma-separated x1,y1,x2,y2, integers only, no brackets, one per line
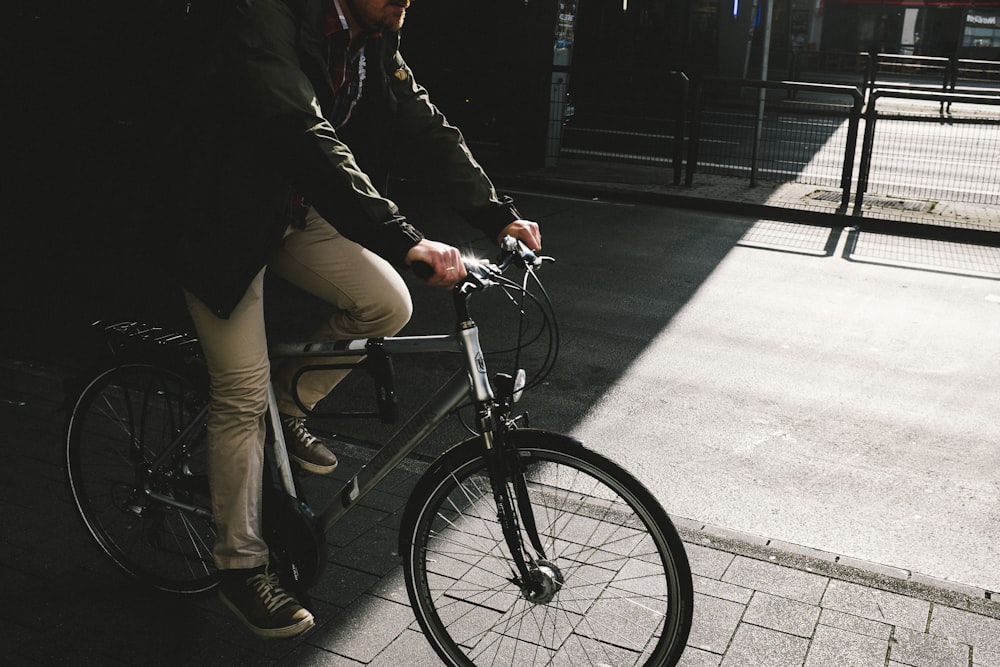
523,559,564,604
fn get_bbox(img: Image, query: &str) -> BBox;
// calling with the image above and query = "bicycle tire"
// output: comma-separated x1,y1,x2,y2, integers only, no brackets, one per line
401,429,693,666
66,363,219,594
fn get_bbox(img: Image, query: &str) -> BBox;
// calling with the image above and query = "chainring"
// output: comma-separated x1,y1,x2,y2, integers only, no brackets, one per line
262,485,328,598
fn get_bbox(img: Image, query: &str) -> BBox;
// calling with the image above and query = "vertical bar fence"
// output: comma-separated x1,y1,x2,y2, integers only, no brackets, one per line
544,55,1000,234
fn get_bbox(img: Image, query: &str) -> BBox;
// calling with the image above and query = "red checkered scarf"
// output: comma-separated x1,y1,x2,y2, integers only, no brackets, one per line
323,0,380,128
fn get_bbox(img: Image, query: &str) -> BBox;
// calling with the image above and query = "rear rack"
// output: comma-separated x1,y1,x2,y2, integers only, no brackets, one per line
96,320,204,366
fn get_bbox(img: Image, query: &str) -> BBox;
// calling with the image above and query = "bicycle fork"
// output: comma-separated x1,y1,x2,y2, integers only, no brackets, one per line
482,419,563,605
459,282,562,603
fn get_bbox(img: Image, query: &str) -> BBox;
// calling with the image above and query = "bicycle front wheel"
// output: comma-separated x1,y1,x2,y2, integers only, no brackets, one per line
66,363,218,594
402,429,693,666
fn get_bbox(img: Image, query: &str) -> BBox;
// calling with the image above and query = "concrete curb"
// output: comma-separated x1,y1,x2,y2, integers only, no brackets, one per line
674,516,1000,620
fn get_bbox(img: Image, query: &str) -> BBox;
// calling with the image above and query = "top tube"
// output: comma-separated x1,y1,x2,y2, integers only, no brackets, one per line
268,334,463,360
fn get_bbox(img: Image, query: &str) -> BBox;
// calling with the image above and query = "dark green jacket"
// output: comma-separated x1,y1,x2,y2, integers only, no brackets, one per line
173,0,518,318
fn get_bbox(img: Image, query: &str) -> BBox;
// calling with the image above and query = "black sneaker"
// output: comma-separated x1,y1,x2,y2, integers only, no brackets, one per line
218,566,315,639
280,414,338,475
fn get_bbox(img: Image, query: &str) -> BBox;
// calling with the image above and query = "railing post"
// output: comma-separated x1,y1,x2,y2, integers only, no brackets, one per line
840,88,864,214
862,51,877,99
750,80,764,187
853,89,880,216
673,72,689,186
685,79,703,187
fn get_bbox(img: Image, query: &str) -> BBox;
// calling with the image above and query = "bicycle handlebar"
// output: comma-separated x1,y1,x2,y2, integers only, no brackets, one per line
499,236,544,270
410,236,550,284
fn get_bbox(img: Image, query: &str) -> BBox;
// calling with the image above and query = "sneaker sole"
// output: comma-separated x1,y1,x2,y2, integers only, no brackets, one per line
290,454,338,476
219,591,315,639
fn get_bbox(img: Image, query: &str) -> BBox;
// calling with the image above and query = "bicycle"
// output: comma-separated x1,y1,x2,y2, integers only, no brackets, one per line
64,238,694,666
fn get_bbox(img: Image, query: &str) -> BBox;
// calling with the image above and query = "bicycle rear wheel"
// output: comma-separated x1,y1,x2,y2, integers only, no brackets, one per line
402,429,693,666
66,363,218,593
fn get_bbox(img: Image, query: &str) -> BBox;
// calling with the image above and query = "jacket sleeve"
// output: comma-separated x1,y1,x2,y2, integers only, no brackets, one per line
211,0,423,264
384,38,520,242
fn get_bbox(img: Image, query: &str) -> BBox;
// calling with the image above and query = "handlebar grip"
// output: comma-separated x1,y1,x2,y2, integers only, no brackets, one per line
410,261,434,280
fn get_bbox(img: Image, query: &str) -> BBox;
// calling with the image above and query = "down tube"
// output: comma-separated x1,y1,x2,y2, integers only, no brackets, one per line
318,369,471,532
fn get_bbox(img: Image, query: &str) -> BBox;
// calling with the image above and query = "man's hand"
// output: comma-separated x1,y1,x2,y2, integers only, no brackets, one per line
405,239,467,287
499,220,542,252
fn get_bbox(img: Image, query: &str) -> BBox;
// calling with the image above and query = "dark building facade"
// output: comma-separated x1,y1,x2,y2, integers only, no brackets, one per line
820,0,1000,60
407,0,1000,161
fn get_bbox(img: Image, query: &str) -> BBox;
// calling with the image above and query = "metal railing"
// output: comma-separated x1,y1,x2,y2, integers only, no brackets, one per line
551,69,689,185
860,52,951,96
855,89,1000,226
786,51,1000,92
860,53,1000,96
546,57,1000,234
687,78,863,212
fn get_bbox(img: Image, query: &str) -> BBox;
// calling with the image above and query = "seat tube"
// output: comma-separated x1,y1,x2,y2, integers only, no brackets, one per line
267,383,298,498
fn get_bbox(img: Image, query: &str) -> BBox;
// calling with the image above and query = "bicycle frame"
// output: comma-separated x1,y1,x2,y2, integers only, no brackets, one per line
265,275,549,595
120,250,549,595
267,330,491,534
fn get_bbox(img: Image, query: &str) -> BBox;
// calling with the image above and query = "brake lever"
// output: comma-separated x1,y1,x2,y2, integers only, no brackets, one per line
499,236,547,269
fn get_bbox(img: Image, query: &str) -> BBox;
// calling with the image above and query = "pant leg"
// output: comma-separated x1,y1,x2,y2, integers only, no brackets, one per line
184,272,271,570
269,208,412,416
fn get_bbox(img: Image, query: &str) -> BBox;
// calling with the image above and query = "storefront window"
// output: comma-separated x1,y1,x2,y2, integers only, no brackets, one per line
963,12,1000,48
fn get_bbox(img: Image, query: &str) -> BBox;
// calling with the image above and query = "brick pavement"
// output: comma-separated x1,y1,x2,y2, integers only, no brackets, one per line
4,349,1000,666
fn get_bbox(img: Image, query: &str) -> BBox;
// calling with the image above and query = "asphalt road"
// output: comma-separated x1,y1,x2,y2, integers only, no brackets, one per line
386,187,1000,595
7,179,998,597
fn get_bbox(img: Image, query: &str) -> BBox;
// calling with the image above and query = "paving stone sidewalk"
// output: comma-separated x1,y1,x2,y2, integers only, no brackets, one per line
4,357,1000,666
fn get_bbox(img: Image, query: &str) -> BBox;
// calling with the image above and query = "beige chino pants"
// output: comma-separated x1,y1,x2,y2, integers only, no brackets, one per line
184,209,412,569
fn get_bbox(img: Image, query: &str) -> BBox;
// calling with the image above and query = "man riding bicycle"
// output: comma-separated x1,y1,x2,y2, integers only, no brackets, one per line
169,0,541,638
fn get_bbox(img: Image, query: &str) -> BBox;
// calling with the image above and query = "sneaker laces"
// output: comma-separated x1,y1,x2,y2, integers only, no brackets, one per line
283,416,320,449
248,570,297,614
